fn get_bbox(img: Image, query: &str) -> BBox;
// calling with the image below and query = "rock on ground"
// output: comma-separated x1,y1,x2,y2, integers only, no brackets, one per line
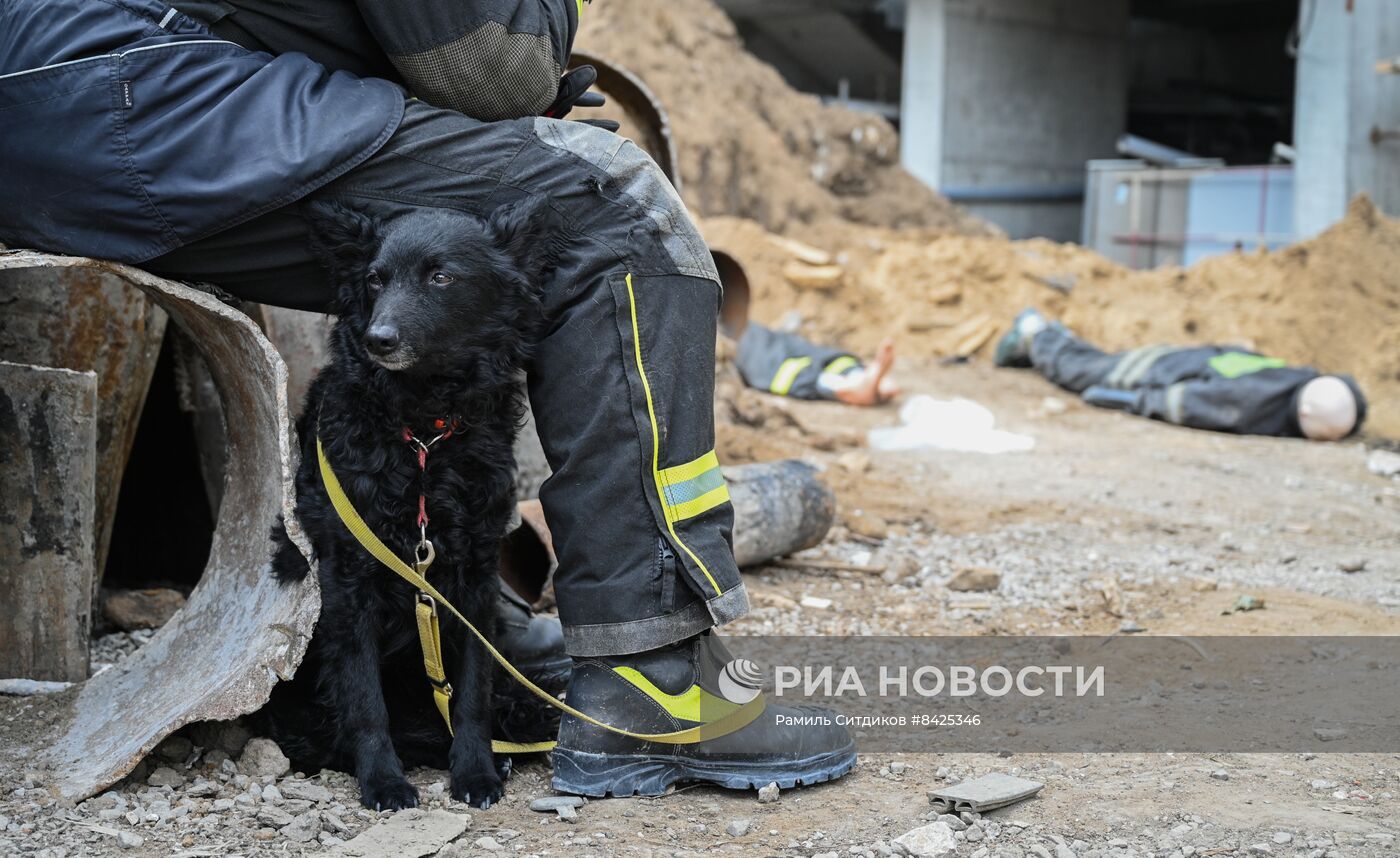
333,808,471,857
893,821,958,857
239,737,291,778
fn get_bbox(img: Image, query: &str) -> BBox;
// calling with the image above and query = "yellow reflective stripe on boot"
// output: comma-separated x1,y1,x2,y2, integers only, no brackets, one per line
659,450,730,522
613,666,741,723
623,274,724,597
769,356,813,395
317,436,761,747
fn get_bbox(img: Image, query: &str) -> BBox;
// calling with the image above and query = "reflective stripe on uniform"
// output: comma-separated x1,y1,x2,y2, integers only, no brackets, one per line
1165,381,1187,424
823,355,860,376
660,450,730,522
770,356,813,395
624,274,725,596
1106,345,1172,389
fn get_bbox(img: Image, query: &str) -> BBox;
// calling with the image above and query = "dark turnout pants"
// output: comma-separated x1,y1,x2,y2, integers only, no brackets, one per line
734,323,861,401
1025,325,1365,437
149,105,747,657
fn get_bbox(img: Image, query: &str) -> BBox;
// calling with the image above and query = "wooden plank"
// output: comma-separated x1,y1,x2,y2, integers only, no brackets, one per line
0,360,97,682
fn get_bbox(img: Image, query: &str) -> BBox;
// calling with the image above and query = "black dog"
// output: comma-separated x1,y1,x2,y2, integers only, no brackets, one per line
261,198,560,810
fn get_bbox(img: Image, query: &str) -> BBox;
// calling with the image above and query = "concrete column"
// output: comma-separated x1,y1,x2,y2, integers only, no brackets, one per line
899,0,1129,240
1294,0,1400,237
899,0,946,189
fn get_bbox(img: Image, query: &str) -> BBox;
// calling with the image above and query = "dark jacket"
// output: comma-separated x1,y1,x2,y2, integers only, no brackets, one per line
0,0,405,264
1114,347,1367,437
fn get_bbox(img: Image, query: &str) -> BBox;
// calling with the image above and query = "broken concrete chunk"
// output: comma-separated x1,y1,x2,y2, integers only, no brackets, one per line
892,821,958,857
927,773,1044,814
239,738,291,778
529,795,584,812
279,779,334,804
758,782,780,803
333,808,471,857
947,567,1001,592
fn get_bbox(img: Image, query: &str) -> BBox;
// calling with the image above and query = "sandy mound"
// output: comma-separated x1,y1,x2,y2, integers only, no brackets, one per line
576,0,991,238
705,196,1400,438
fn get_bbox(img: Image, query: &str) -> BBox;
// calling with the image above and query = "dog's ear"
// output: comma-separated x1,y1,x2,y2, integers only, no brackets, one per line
304,201,379,310
487,196,567,284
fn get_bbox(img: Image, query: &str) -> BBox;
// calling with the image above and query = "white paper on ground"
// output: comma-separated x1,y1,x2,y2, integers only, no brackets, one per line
868,395,1035,454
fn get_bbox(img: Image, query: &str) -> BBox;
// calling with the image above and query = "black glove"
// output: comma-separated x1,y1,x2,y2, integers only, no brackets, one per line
543,65,621,132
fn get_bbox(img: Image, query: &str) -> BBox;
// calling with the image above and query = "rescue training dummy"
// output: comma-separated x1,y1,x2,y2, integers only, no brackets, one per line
993,309,1366,440
736,324,900,406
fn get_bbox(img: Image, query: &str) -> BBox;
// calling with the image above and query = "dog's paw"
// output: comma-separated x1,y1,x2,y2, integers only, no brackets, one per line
359,776,419,812
451,768,505,810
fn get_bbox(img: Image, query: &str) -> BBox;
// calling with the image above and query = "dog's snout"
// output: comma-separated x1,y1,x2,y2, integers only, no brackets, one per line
366,325,401,356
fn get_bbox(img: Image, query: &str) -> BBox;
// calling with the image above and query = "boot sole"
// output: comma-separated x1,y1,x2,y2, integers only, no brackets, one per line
550,744,857,797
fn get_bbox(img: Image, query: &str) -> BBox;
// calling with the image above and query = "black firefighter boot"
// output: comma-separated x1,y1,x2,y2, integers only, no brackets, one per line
550,632,856,797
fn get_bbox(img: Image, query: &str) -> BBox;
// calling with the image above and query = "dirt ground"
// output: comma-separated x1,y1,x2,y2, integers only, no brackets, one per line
3,359,1397,858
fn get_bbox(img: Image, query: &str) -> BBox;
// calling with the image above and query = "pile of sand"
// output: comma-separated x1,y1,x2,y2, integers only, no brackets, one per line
576,0,991,237
705,196,1400,438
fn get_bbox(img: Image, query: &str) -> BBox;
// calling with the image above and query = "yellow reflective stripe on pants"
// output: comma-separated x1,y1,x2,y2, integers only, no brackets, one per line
823,355,860,376
659,450,730,522
770,356,813,395
624,274,725,597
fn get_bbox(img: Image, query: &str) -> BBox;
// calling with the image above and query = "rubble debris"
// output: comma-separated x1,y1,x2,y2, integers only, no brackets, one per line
1224,595,1266,614
239,738,290,779
1338,558,1368,573
928,773,1045,814
556,804,579,823
102,588,187,631
333,808,471,857
1367,448,1400,478
0,679,73,695
800,596,833,610
1119,620,1147,634
529,796,584,812
758,782,781,803
725,818,752,837
892,821,958,857
947,567,1002,593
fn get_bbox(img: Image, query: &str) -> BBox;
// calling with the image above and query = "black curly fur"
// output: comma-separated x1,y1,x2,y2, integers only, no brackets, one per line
260,197,561,811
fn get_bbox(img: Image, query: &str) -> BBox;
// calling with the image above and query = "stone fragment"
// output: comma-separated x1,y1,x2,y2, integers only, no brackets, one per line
528,795,584,812
282,811,322,843
279,780,333,804
1338,559,1367,573
726,819,752,837
240,738,291,778
893,822,958,857
116,832,144,850
333,809,472,857
758,782,780,803
556,804,578,823
147,767,184,788
1210,770,1230,780
948,567,1001,592
257,806,294,827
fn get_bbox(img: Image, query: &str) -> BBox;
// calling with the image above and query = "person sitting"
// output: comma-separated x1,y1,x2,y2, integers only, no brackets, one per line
993,309,1365,441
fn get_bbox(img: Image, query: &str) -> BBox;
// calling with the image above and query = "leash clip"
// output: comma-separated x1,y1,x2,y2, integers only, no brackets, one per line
413,538,435,574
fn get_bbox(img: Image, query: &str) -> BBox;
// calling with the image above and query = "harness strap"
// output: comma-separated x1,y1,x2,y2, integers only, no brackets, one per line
315,437,764,751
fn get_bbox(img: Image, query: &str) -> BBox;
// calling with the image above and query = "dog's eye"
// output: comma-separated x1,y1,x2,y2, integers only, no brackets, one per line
366,272,382,290
430,272,454,286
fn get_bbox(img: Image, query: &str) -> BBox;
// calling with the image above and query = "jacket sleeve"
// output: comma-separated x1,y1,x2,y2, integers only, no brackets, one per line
353,0,579,121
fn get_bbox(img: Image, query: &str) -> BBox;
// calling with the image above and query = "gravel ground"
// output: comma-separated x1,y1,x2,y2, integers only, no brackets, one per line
2,361,1398,857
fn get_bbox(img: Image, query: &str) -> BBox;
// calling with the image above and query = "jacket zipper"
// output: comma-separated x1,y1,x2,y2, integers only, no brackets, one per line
656,537,677,612
0,39,239,83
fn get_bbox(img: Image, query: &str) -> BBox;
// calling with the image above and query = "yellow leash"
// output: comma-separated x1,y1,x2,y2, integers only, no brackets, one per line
316,437,763,754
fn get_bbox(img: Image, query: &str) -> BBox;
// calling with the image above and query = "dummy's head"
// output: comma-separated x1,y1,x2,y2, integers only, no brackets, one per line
1297,376,1359,441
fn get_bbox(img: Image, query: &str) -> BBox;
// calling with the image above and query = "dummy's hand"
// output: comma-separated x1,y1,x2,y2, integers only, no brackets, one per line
544,65,621,132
